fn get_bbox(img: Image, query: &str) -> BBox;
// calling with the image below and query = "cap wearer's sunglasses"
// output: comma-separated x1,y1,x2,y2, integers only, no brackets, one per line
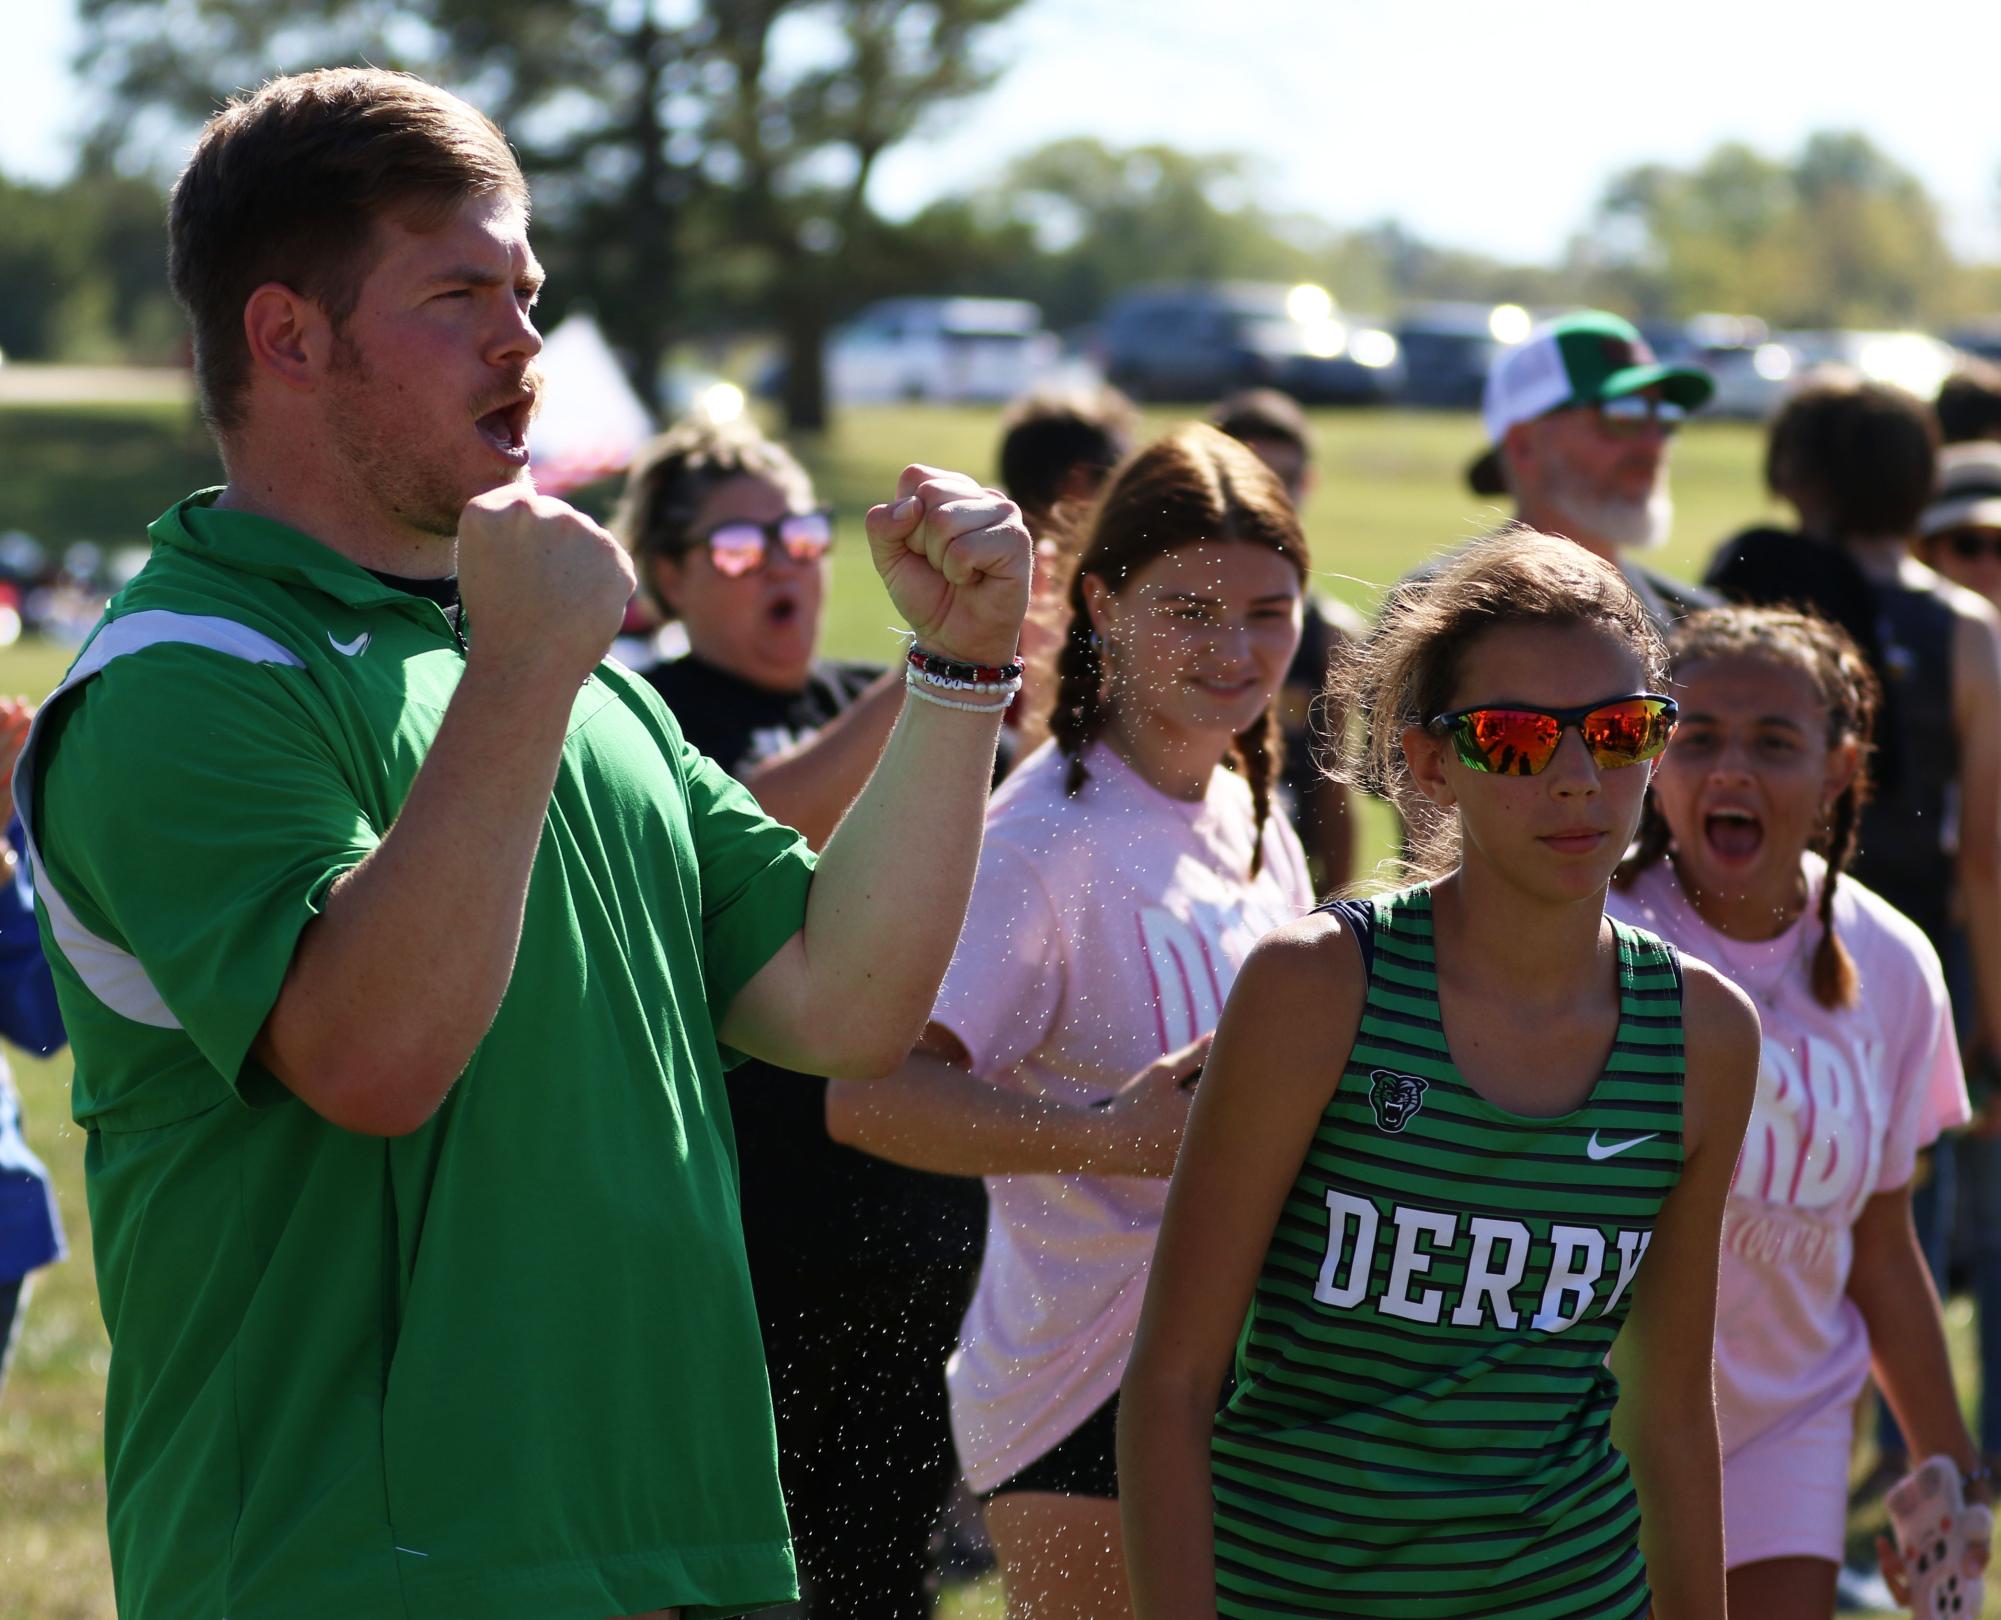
1429,694,1678,777
1595,395,1687,438
1941,527,2001,563
691,509,834,577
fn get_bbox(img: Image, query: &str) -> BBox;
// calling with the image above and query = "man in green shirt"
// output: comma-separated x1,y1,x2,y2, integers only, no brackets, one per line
18,68,1029,1620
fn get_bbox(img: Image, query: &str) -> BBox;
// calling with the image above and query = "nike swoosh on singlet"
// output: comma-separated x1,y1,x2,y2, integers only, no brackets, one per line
1585,1130,1658,1161
328,630,372,657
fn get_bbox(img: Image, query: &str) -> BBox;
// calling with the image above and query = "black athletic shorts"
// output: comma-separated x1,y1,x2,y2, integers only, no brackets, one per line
979,1392,1121,1502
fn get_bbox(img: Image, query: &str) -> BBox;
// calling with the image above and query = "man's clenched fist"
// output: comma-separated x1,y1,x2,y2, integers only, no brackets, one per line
458,488,635,686
864,466,1031,671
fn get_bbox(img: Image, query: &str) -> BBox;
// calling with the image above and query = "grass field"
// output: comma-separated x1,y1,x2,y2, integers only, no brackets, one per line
0,399,1946,1615
0,395,1789,641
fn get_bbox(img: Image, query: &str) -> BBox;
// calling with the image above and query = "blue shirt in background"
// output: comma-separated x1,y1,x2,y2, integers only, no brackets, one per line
0,816,66,1282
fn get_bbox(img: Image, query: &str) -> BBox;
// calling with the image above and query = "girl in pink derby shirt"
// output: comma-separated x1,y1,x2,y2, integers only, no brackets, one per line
825,423,1314,1619
1606,605,1990,1615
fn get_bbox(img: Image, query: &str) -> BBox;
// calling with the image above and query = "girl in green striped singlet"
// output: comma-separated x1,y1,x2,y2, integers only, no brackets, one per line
1120,532,1760,1620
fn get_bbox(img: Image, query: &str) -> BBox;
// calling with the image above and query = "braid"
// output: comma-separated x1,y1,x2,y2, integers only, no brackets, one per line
1810,786,1864,1009
1047,611,1108,797
1613,795,1673,891
1231,704,1284,879
1808,624,1877,1010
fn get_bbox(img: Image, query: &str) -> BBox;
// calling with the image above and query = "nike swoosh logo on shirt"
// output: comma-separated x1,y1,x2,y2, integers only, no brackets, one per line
1585,1130,1658,1161
328,631,372,658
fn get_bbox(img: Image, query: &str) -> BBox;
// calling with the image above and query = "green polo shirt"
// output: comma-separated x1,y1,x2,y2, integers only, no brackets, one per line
22,491,816,1619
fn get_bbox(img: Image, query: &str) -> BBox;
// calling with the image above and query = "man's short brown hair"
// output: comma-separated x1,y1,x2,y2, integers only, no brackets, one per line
169,68,527,435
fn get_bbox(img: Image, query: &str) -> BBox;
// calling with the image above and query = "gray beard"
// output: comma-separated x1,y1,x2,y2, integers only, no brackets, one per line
1551,485,1675,552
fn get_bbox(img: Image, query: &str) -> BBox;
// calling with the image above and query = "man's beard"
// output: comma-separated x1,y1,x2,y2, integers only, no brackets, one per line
1551,480,1675,552
326,334,534,540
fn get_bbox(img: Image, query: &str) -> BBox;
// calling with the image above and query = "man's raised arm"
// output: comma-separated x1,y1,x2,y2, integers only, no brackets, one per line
253,488,635,1135
718,465,1031,1078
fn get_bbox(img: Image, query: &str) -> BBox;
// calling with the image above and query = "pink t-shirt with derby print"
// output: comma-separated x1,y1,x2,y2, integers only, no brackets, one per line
931,739,1312,1493
1607,855,1968,1455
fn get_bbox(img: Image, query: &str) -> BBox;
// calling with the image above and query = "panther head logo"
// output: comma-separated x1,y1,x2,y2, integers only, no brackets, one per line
1368,1070,1429,1133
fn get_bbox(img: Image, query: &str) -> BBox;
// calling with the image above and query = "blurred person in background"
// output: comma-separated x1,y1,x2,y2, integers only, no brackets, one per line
1463,310,1718,630
616,416,990,1619
1708,374,2001,1488
0,697,66,1399
1916,439,2001,1483
995,386,1137,752
1212,388,1358,894
1920,443,2001,610
1937,361,2001,448
997,385,1137,545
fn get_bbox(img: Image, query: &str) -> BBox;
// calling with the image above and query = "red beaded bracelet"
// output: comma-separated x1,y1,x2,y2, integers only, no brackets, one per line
905,645,1025,687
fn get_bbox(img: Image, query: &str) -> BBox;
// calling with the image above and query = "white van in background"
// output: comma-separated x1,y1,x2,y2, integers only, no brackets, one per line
826,297,1061,404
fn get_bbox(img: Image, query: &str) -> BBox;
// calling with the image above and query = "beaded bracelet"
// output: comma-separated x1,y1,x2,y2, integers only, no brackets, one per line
905,645,1025,688
910,664,1024,696
905,644,1022,697
903,670,1011,715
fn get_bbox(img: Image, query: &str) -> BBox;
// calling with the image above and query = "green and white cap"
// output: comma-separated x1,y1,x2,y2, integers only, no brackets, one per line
1468,310,1714,495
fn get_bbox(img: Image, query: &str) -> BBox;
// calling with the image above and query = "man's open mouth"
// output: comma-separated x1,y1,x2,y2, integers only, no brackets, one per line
474,395,536,459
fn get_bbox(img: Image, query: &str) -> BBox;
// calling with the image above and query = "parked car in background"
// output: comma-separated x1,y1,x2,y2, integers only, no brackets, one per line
1948,324,2001,366
1783,329,1965,401
1644,314,1799,420
824,297,1059,404
1096,282,1402,404
1392,302,1529,409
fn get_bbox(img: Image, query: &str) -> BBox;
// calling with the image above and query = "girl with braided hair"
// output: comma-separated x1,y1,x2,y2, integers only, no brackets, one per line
825,422,1314,1618
1604,605,1988,1615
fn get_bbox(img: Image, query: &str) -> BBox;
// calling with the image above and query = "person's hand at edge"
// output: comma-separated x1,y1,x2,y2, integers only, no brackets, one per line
0,696,35,840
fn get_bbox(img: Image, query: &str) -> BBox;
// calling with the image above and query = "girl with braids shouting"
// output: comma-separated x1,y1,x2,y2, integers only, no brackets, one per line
1122,533,1757,1620
1605,606,1988,1615
825,423,1315,1618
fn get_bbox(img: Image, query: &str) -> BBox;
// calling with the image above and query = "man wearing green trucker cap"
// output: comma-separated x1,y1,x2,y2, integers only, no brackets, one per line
1465,309,1717,627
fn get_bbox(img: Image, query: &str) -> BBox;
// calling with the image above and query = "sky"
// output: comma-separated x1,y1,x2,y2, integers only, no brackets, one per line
6,0,1999,268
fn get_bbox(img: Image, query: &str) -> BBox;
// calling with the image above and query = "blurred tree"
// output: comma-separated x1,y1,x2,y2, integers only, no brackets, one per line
75,0,1024,427
697,1,1024,429
882,143,1572,331
888,137,1328,330
0,166,181,363
1585,130,1966,328
1347,220,1576,312
0,177,77,362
